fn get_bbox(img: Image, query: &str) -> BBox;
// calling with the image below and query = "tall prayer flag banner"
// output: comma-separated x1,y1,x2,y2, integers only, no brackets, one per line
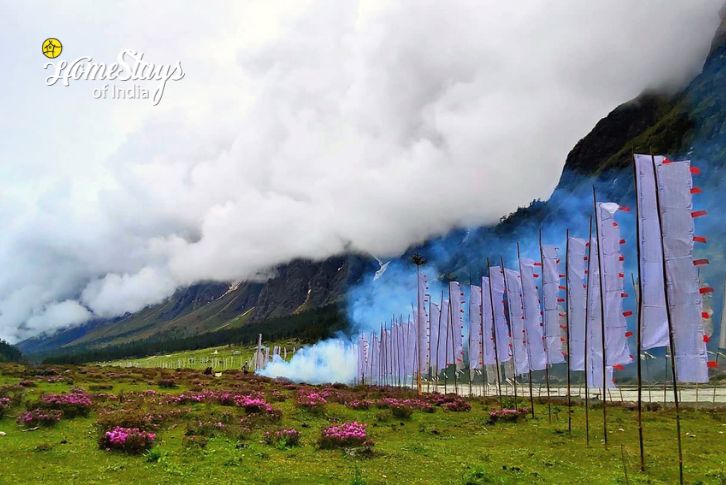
654,158,709,383
634,154,669,349
567,236,588,371
542,245,566,364
481,277,497,365
469,285,483,370
595,202,632,367
490,266,513,363
520,259,547,370
504,269,530,375
449,281,466,370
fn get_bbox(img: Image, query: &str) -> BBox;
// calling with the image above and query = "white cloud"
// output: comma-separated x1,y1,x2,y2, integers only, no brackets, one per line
0,0,721,342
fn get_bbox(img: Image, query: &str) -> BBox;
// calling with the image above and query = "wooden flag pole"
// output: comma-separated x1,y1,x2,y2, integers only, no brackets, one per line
565,229,573,434
584,217,592,447
592,186,609,448
500,257,518,409
651,154,684,485
632,158,647,471
517,242,536,418
487,257,504,407
539,229,553,423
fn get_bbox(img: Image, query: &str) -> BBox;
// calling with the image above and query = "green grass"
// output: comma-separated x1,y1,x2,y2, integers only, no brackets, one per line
0,364,724,484
96,339,300,370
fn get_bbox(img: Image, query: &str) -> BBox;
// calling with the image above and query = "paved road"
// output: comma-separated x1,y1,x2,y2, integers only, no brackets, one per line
422,383,726,403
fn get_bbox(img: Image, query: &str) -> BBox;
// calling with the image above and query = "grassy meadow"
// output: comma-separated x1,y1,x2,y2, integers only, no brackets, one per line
0,363,724,484
95,339,301,370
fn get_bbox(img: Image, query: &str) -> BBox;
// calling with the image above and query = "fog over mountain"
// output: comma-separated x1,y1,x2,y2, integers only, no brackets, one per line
0,0,722,342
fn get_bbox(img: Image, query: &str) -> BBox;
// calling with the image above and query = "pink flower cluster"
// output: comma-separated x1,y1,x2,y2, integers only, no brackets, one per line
234,395,274,414
100,426,156,453
17,409,62,427
0,397,11,410
426,393,470,412
164,390,253,407
42,391,92,406
296,390,327,410
39,391,92,417
487,407,529,424
320,421,370,448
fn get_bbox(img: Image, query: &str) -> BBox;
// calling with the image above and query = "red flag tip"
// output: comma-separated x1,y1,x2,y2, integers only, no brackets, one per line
691,210,708,218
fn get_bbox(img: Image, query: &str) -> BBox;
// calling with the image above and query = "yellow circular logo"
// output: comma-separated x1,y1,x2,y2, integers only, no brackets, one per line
42,38,62,59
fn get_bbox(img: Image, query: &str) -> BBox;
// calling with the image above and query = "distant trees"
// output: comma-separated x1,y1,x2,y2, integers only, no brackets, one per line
0,339,22,362
42,304,348,365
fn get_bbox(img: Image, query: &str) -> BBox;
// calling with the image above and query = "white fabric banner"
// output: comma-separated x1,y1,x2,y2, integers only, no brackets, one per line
429,302,441,373
634,154,669,349
542,245,566,364
435,300,449,372
596,202,632,367
567,236,588,371
504,268,530,375
520,258,547,371
406,321,416,380
481,277,498,365
655,159,709,383
586,237,616,388
490,266,512,363
469,285,483,370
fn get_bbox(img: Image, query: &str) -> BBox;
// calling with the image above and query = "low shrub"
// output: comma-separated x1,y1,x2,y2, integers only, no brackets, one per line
487,408,528,424
296,390,327,413
234,395,274,414
157,379,177,389
182,435,208,448
96,406,184,432
443,399,471,412
264,428,301,448
99,426,156,453
345,400,373,410
0,397,11,417
17,409,63,427
319,421,371,449
36,390,92,418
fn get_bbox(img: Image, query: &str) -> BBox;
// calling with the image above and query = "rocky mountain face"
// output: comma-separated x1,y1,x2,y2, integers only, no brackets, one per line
20,13,725,358
19,256,373,355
